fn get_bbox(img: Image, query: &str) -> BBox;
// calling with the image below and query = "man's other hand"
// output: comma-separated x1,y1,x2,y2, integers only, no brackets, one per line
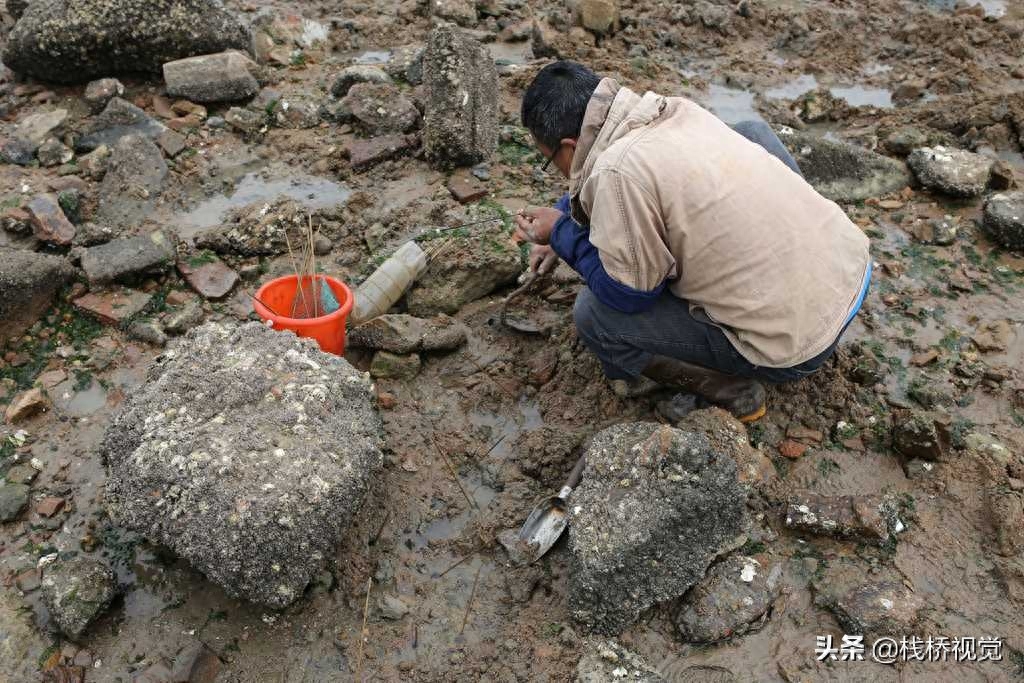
529,244,559,275
513,207,562,245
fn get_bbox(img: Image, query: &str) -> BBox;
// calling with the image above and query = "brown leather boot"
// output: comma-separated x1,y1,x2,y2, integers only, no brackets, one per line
641,355,767,423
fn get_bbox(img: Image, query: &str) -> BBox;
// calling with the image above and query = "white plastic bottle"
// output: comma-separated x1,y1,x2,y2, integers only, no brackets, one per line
349,241,428,325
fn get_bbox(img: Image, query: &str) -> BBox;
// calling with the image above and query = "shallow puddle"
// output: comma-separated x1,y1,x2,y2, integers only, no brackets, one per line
700,83,764,124
176,172,352,238
926,0,1007,17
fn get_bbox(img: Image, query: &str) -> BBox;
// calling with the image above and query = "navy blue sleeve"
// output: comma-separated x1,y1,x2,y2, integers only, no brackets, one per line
548,194,667,314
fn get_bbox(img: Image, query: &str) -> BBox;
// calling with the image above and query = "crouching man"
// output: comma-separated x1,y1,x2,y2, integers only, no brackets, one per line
514,61,871,422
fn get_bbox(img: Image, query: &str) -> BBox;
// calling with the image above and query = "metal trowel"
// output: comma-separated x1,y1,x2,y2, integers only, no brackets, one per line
516,454,586,563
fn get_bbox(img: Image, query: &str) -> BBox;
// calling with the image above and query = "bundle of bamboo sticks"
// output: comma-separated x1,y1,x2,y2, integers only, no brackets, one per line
285,215,333,319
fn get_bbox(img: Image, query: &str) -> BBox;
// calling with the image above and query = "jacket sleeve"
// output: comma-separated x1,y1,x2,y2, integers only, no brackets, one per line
549,171,676,313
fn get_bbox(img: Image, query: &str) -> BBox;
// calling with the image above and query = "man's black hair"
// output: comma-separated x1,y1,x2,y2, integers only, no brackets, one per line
521,61,601,151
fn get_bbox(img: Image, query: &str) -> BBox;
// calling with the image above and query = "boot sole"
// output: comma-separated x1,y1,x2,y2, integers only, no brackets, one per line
738,403,767,423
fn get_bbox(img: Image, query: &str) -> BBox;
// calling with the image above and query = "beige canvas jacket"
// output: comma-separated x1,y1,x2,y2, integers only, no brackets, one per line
566,78,871,368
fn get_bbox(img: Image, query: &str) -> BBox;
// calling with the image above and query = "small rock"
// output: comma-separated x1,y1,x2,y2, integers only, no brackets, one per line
370,351,421,380
910,349,940,366
1,136,37,165
96,134,168,227
338,83,420,135
347,133,418,170
163,51,259,103
577,0,619,35
78,145,111,180
377,594,410,620
37,138,74,167
5,463,39,485
35,496,65,518
26,195,75,246
163,300,205,336
157,129,188,158
4,387,49,423
447,175,489,204
973,320,1011,353
903,459,937,480
177,254,239,299
911,216,958,246
672,555,781,643
655,392,700,423
892,413,947,460
272,99,320,130
575,640,664,682
16,108,68,147
785,492,902,545
384,44,425,85
786,425,824,443
84,78,125,114
74,288,154,325
982,191,1024,250
778,439,808,459
0,483,31,522
81,231,175,285
77,98,167,152
41,557,118,640
330,65,391,98
127,320,168,347
15,569,41,593
907,146,992,197
349,314,467,354
989,160,1016,191
224,107,265,135
431,0,477,26
884,126,928,156
170,643,221,683
0,251,75,345
814,570,924,641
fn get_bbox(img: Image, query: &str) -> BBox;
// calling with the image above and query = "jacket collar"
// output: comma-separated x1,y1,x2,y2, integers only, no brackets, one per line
568,78,667,221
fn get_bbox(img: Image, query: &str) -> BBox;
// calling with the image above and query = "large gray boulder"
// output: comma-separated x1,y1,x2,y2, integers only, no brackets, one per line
2,0,251,84
983,191,1024,250
102,322,384,608
422,24,499,168
907,146,992,197
0,249,74,346
568,423,746,634
777,129,910,203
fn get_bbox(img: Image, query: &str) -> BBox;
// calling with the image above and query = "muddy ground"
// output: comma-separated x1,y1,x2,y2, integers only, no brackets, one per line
2,0,1024,681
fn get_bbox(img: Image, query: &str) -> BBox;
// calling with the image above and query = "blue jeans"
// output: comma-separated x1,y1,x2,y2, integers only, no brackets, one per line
573,287,848,384
571,120,847,384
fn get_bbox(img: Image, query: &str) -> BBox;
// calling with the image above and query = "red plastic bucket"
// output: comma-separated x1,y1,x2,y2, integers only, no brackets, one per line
253,275,354,355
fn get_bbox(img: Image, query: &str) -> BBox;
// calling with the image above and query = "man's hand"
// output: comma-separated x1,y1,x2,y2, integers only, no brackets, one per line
529,244,559,275
513,207,562,245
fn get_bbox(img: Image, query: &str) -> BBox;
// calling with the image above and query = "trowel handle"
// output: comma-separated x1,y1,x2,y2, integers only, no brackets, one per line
558,455,587,500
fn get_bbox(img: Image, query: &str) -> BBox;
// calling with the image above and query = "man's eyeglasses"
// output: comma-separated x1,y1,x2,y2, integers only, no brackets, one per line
539,143,563,173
